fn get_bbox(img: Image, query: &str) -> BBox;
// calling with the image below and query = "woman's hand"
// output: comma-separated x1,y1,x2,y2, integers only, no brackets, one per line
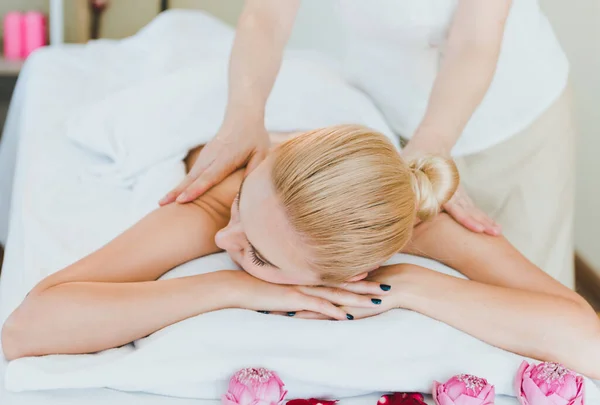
160,124,271,205
229,271,391,321
285,266,408,320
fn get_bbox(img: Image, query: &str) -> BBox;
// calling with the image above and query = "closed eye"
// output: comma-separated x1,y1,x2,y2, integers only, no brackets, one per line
249,245,267,267
237,180,278,269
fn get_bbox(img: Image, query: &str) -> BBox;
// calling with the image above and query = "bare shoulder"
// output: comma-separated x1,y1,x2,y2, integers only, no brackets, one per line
190,170,244,217
185,145,244,218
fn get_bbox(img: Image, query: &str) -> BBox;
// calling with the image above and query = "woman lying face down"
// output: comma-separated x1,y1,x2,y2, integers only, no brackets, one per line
2,125,600,381
213,125,457,285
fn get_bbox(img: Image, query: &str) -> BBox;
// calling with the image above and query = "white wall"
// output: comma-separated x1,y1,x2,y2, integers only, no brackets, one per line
540,0,600,270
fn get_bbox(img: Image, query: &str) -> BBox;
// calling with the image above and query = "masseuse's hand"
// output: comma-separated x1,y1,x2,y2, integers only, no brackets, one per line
160,124,271,205
402,141,500,236
443,184,501,236
230,271,389,321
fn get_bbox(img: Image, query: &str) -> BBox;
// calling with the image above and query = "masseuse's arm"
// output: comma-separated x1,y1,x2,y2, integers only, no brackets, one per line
403,0,512,235
393,214,600,379
404,0,511,156
161,0,300,204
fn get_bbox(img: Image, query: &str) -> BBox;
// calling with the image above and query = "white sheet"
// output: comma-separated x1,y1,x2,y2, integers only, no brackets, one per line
0,10,579,405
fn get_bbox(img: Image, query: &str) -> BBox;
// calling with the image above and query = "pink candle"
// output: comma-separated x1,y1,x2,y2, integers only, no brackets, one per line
3,12,24,60
23,11,47,58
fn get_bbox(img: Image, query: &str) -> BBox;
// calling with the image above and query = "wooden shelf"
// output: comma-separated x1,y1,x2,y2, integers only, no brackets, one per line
0,56,23,76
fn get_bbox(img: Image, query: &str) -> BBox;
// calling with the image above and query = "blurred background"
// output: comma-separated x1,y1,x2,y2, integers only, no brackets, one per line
0,0,599,306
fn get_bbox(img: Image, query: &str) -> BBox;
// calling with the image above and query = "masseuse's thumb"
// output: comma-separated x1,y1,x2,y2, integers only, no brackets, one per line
244,149,269,177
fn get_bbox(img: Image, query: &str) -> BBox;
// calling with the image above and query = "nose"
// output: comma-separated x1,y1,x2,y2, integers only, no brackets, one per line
215,221,245,252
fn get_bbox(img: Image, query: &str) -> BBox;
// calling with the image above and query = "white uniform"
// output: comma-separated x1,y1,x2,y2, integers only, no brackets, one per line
339,0,569,155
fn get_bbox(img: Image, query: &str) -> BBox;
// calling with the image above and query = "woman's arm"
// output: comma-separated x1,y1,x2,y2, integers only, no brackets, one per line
403,0,512,156
393,214,600,378
1,171,242,359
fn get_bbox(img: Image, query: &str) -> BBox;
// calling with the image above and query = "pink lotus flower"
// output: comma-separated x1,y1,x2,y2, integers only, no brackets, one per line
378,392,427,405
515,361,584,405
433,374,495,405
222,368,288,405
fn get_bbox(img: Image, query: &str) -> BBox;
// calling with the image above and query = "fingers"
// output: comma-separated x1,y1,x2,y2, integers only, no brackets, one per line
159,174,196,206
268,311,300,318
444,186,502,236
336,306,386,320
293,311,332,320
444,200,501,236
261,310,335,321
297,286,384,309
477,211,501,236
175,163,230,203
444,202,484,233
158,145,217,205
330,280,392,296
301,296,352,321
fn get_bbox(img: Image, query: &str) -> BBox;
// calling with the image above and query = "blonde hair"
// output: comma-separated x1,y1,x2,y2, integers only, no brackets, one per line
271,125,459,283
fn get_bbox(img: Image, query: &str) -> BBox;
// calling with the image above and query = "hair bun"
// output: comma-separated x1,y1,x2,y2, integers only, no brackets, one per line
408,155,459,221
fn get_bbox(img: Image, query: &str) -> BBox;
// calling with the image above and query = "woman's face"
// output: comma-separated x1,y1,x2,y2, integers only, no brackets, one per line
214,158,322,285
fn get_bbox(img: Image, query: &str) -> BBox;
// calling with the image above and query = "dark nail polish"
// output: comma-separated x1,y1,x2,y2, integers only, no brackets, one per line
371,298,382,305
257,310,270,314
380,284,391,291
287,312,296,317
346,314,354,320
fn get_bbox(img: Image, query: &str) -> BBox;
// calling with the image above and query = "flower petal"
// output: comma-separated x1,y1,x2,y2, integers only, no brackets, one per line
278,390,289,404
254,400,277,405
238,387,257,405
286,400,310,405
477,385,494,401
567,395,584,405
480,385,495,405
545,393,569,405
388,393,426,405
228,381,248,400
556,375,578,400
223,393,242,405
452,394,491,405
434,392,457,405
446,382,467,401
311,399,338,405
405,393,425,402
522,376,551,405
515,362,531,399
432,381,443,405
403,398,427,405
